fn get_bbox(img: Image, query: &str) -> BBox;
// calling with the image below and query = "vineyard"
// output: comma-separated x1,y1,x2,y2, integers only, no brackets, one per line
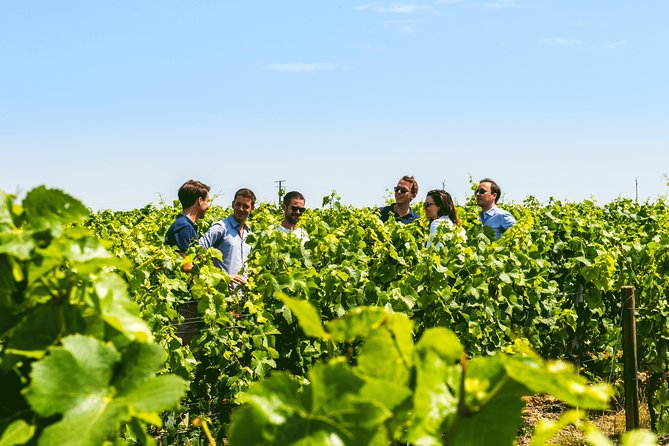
2,186,669,445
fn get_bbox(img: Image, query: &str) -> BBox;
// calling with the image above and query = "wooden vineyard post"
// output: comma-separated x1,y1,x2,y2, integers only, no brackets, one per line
621,285,639,430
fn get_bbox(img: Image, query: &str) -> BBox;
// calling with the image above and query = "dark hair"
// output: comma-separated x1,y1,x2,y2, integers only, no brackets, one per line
400,175,419,195
178,180,210,209
283,191,305,206
426,189,461,226
233,188,256,205
479,178,501,203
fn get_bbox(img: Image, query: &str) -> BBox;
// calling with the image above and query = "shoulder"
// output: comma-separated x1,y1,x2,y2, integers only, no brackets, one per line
203,219,228,236
405,209,420,223
169,214,193,230
436,215,453,226
378,205,394,222
497,207,516,219
378,204,393,215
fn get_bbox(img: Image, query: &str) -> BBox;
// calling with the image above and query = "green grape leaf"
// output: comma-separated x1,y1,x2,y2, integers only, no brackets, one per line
236,371,302,425
415,327,464,364
2,302,85,369
0,419,35,446
449,378,526,446
24,335,185,446
357,326,411,384
22,186,89,230
0,191,16,232
25,335,121,417
359,376,411,413
95,273,153,342
231,361,391,446
325,307,388,342
502,355,610,409
621,430,658,446
0,232,33,260
112,341,168,393
276,293,329,339
407,330,463,445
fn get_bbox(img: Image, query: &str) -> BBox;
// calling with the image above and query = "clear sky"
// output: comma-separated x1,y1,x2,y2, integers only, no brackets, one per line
2,1,668,210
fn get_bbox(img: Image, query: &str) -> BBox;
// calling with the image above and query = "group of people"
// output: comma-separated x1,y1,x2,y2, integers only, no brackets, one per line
164,181,309,282
378,175,516,241
164,176,516,284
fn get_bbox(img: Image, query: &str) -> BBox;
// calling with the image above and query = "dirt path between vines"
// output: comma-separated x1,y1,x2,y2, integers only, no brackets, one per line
516,394,659,445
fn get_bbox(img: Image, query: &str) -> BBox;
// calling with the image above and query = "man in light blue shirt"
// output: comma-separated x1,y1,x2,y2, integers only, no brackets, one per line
476,178,516,239
199,188,256,286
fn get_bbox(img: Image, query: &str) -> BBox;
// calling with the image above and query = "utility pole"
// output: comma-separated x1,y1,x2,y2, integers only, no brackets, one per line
275,180,286,205
442,179,447,190
635,178,638,202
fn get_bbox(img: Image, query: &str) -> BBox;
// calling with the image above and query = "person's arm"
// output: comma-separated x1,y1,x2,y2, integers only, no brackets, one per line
168,224,198,272
426,219,438,248
198,223,222,249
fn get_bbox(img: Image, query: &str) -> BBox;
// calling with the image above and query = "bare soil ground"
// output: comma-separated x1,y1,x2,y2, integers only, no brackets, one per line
516,394,655,445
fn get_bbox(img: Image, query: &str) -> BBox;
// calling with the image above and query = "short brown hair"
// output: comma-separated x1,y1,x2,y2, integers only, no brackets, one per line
400,175,419,195
178,180,210,209
233,188,256,205
283,191,305,206
479,178,501,203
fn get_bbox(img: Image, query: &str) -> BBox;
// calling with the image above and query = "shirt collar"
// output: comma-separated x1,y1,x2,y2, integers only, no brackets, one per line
482,205,498,216
228,215,249,232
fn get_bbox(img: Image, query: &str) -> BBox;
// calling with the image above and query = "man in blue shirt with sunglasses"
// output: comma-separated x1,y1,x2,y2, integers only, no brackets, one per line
378,175,420,224
476,178,516,239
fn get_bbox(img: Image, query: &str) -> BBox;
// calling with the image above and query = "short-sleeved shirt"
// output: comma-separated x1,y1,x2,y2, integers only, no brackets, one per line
199,215,251,277
478,206,516,239
378,204,419,224
164,214,198,252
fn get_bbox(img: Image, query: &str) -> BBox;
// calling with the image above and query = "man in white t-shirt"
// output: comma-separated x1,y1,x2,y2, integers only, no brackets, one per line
277,191,309,243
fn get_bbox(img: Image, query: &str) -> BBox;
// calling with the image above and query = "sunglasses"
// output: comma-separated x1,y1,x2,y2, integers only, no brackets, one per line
290,206,306,213
423,202,436,208
394,186,410,194
476,189,488,195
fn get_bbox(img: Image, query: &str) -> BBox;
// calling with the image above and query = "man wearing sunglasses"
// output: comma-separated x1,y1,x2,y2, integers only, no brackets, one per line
378,175,420,224
277,190,309,242
475,178,516,239
199,188,256,287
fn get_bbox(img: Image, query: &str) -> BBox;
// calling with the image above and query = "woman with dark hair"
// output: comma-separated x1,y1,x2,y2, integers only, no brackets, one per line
424,189,466,247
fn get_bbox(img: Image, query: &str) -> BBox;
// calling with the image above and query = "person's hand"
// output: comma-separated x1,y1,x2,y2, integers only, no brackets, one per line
230,274,247,286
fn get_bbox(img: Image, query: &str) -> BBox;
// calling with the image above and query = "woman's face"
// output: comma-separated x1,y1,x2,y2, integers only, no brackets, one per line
423,195,439,221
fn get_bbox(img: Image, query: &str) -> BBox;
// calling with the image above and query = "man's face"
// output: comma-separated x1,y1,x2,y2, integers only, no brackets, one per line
196,193,211,219
282,198,305,226
394,180,416,205
232,195,254,223
475,182,496,210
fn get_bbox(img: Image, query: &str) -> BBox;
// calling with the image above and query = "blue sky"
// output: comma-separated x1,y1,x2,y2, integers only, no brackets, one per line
2,1,668,210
